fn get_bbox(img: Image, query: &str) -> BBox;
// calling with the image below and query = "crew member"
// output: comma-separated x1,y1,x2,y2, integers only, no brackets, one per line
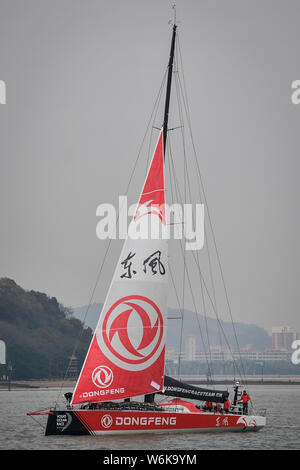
214,403,221,413
223,398,230,413
64,392,73,408
238,390,250,414
204,401,213,412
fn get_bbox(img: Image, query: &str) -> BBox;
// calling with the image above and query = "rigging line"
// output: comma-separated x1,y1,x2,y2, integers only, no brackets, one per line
167,137,184,378
177,34,240,339
167,137,213,379
168,263,185,369
167,138,184,378
145,68,168,177
168,147,185,379
178,84,249,390
171,45,186,379
175,47,187,381
173,58,215,379
53,68,171,408
172,70,245,387
205,227,224,355
174,64,209,346
168,135,245,382
28,413,46,430
176,31,219,317
176,34,248,386
174,71,226,379
181,137,223,354
171,162,245,381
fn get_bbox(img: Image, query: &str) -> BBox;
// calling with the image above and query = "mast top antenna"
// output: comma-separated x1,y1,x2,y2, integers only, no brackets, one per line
168,3,178,27
172,3,177,25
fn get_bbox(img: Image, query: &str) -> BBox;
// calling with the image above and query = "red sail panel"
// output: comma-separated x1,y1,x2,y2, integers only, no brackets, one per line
71,130,168,405
134,130,165,225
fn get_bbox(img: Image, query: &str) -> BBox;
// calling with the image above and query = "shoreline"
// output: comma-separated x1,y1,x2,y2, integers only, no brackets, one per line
0,380,76,389
1,376,300,390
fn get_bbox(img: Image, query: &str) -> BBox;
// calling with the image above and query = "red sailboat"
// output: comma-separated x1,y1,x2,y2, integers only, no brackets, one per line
29,19,266,435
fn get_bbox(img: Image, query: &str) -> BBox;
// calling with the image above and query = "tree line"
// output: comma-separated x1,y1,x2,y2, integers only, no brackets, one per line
0,278,92,380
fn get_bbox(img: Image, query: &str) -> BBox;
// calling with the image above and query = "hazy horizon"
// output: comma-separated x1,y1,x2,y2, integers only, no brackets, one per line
1,0,299,335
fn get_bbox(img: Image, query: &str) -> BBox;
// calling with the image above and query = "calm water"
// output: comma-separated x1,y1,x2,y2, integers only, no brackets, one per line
0,385,299,450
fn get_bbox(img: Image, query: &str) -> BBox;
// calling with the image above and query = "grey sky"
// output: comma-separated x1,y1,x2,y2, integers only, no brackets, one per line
0,0,299,335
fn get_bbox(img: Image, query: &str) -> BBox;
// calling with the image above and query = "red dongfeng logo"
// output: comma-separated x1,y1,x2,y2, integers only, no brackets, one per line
100,295,164,371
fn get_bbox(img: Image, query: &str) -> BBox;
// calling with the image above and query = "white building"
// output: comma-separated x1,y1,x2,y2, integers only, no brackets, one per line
272,326,299,351
195,348,290,362
185,334,196,361
0,340,5,365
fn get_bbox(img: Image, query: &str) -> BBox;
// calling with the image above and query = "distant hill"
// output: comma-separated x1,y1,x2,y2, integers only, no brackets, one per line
73,303,271,352
0,276,271,381
0,278,92,380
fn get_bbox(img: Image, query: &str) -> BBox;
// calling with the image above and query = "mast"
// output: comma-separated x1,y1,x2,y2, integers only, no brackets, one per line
143,23,177,405
163,23,177,158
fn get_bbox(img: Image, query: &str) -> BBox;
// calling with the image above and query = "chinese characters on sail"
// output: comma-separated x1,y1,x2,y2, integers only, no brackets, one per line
120,251,166,279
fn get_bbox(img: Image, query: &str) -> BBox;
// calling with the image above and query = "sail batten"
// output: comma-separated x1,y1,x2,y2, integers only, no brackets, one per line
71,130,168,405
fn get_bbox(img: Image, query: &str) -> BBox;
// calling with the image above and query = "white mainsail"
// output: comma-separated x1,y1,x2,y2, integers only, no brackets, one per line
71,130,168,404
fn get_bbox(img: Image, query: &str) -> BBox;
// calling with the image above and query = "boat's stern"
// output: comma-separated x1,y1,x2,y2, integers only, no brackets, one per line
44,410,91,436
235,413,266,431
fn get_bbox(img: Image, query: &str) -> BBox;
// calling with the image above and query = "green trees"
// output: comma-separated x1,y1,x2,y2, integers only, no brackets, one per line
0,278,92,380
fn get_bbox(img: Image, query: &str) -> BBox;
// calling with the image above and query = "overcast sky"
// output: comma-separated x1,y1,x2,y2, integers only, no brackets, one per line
0,0,299,334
